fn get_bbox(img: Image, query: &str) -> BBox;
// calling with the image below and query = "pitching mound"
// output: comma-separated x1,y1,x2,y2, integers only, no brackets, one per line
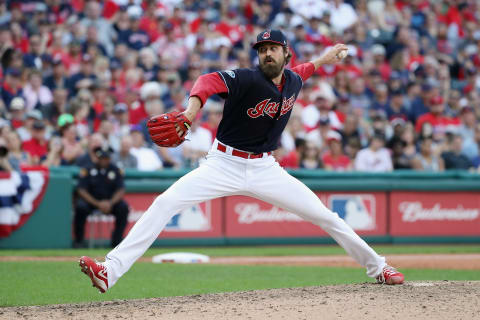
2,281,479,320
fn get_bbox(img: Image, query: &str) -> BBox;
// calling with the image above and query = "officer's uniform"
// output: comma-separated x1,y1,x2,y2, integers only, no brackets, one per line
74,150,129,247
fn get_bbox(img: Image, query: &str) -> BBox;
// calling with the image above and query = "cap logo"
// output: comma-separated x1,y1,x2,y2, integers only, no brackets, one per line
262,31,270,39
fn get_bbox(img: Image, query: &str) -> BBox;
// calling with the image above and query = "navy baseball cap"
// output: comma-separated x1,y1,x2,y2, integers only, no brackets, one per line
252,29,288,49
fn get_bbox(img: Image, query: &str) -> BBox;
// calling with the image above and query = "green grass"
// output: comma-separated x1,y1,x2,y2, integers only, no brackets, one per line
1,244,479,258
1,261,479,307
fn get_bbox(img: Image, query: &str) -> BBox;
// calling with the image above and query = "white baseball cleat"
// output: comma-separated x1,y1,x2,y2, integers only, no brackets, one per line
79,256,109,293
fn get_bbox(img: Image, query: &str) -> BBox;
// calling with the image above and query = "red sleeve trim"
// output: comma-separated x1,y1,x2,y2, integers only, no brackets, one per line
189,73,228,107
291,62,316,82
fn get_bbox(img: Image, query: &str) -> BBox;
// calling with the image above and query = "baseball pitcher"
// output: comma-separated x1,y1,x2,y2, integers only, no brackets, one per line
79,29,404,293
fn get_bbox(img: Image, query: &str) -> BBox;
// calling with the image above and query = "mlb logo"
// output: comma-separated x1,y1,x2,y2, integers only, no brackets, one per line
329,195,376,231
166,203,211,231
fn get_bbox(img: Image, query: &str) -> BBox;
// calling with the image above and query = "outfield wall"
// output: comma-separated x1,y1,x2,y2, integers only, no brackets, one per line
1,168,480,248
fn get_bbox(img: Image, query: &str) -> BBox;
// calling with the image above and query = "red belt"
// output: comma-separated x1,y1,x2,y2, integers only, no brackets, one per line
217,143,271,159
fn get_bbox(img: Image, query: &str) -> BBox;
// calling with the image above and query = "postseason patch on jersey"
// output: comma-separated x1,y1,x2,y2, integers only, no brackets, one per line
225,70,235,78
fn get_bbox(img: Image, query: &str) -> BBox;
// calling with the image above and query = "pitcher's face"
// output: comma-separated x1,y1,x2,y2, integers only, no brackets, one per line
258,43,287,79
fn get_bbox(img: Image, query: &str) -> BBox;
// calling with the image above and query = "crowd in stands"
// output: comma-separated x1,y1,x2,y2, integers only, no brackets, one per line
1,0,480,173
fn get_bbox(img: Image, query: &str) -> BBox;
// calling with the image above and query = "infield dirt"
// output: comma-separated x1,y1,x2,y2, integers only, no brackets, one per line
1,281,479,320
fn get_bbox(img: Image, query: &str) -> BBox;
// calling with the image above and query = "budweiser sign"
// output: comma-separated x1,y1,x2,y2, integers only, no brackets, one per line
234,203,302,224
399,202,479,222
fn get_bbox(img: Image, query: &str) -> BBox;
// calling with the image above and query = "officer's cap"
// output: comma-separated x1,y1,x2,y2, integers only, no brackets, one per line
252,29,288,50
94,146,113,158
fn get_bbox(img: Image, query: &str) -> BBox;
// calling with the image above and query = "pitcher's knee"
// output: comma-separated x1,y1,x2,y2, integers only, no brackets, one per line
305,207,342,226
150,192,185,214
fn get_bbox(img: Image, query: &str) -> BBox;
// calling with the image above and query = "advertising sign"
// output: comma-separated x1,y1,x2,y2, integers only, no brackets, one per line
86,193,223,239
390,192,480,236
225,192,387,237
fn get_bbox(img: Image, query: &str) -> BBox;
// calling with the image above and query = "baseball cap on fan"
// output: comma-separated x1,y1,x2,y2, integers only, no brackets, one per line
252,29,288,49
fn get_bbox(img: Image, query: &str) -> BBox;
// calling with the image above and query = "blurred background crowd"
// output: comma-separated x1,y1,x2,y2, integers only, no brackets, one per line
1,0,480,173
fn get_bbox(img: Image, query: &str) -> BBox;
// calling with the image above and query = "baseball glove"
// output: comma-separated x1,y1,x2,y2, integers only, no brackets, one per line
147,111,192,147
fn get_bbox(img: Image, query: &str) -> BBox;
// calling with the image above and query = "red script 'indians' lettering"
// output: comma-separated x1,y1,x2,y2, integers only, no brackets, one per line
247,95,296,119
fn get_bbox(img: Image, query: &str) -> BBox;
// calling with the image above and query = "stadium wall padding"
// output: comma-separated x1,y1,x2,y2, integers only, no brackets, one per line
0,171,73,249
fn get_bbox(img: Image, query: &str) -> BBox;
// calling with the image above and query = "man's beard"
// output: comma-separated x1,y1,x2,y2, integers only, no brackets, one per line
259,56,285,79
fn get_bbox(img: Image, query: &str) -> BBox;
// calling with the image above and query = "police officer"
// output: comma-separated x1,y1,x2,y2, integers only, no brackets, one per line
74,146,129,248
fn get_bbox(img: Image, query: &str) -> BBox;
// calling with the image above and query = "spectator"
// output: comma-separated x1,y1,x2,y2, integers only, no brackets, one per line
80,1,115,56
22,120,48,164
371,44,391,81
409,83,435,123
400,123,418,160
340,114,362,147
345,136,362,162
17,110,43,142
111,103,131,140
279,137,306,169
329,0,358,34
112,135,138,170
138,47,159,82
415,96,460,137
43,58,68,91
0,136,13,172
9,97,26,129
82,25,107,57
322,130,352,171
22,70,53,111
97,118,115,148
22,33,49,69
458,106,478,160
471,124,480,170
125,6,150,51
299,141,322,169
183,120,213,168
441,134,472,170
65,40,83,76
67,54,97,95
302,90,342,130
370,84,390,114
1,68,23,108
130,128,162,171
412,136,444,172
306,117,331,153
201,101,223,143
349,77,371,111
42,136,63,167
59,122,84,165
5,131,31,170
386,90,408,121
354,133,393,172
369,110,391,140
76,132,105,167
74,146,129,248
41,88,69,127
388,137,412,170
70,90,94,138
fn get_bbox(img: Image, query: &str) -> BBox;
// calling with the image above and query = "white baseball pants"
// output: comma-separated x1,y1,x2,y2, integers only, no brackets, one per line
105,139,386,287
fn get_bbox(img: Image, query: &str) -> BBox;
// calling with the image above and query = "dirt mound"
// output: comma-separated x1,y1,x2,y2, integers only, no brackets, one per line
2,281,479,320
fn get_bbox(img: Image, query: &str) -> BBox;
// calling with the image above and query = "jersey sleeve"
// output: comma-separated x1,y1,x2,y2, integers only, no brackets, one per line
291,62,315,82
216,69,253,100
189,73,228,107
